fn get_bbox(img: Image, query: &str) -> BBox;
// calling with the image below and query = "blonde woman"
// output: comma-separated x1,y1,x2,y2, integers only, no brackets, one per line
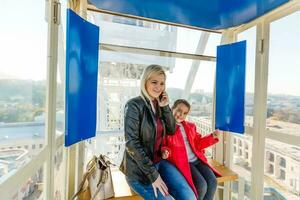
120,65,196,200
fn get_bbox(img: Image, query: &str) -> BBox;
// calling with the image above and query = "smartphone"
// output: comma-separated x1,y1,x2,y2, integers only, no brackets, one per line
159,93,163,101
159,91,165,101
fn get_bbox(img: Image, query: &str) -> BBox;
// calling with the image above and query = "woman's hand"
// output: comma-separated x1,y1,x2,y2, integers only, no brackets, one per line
161,150,170,159
152,175,169,198
212,129,220,139
157,91,169,107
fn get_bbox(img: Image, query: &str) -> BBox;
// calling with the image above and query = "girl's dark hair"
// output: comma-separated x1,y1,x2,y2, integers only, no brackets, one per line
172,99,191,112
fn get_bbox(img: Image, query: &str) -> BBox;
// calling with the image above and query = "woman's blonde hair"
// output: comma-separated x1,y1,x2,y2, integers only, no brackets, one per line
140,64,166,101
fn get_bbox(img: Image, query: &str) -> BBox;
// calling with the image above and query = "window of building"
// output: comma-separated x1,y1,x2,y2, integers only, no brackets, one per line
279,157,286,168
279,169,286,180
267,164,274,174
239,149,242,156
265,139,299,199
267,151,274,162
290,179,294,187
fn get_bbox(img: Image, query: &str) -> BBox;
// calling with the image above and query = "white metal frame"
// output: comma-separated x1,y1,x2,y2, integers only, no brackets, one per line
44,0,60,199
250,20,270,200
100,43,216,62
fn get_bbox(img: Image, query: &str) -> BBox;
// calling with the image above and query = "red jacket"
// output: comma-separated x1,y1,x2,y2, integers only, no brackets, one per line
162,121,222,197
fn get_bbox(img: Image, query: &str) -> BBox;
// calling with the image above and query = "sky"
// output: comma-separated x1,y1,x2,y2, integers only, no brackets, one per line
0,0,48,80
0,0,299,96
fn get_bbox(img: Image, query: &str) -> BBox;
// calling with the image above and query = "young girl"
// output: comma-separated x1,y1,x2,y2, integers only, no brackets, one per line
162,99,222,200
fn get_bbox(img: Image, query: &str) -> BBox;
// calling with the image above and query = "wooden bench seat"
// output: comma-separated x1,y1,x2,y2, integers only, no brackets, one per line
208,159,238,183
109,169,142,200
109,160,237,199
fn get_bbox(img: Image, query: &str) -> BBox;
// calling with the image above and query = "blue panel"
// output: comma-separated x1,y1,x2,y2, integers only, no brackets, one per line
65,9,99,147
218,0,289,28
215,41,246,134
88,0,288,29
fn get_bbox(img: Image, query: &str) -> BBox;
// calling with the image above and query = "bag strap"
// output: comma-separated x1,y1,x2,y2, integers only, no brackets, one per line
71,171,90,200
71,156,97,200
99,154,116,167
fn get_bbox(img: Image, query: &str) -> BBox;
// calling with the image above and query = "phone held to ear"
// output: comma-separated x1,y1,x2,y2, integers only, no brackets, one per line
159,93,163,101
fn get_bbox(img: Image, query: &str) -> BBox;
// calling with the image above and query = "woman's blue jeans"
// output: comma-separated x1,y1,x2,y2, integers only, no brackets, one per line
126,160,196,200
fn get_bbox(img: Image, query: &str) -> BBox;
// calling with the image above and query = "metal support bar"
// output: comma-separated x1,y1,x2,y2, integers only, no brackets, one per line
250,21,270,200
223,182,231,200
182,32,210,99
100,43,216,62
238,178,245,200
75,142,85,191
66,145,76,199
44,0,59,199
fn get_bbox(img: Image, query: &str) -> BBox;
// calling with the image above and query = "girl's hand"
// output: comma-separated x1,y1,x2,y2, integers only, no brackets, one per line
157,91,169,107
213,129,220,139
152,175,169,197
161,150,170,159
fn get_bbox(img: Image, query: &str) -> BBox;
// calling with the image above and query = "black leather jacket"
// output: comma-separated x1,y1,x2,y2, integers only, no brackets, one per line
120,96,176,185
